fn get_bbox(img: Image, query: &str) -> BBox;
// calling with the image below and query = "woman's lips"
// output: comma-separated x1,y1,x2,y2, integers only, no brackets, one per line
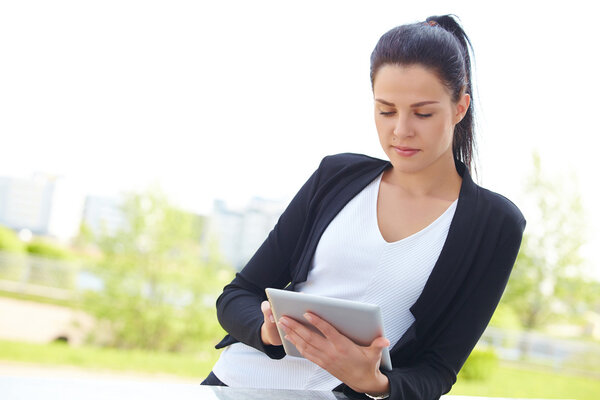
393,146,420,157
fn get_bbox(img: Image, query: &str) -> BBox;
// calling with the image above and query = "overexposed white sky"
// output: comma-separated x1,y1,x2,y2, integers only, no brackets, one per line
1,1,598,277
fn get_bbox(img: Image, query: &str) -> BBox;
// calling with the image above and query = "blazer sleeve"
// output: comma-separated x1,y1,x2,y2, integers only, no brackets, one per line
215,157,327,359
378,215,526,400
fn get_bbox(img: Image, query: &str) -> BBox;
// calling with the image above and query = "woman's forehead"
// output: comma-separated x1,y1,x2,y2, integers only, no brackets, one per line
373,64,452,103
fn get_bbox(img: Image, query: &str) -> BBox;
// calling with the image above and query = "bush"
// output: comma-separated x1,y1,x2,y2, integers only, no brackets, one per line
27,240,73,260
459,348,499,381
0,226,25,253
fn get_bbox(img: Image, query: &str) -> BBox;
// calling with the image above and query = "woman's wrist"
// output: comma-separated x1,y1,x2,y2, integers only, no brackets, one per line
361,372,390,399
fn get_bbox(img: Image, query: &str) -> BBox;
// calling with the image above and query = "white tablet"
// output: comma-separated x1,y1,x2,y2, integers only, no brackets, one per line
265,288,392,371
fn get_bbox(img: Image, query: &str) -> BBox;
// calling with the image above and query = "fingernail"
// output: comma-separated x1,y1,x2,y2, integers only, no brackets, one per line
279,317,288,326
303,313,312,321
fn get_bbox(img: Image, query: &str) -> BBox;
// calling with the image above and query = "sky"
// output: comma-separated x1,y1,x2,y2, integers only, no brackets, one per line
1,1,599,277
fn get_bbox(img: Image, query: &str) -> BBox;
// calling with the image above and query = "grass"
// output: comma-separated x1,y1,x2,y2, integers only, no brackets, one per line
0,289,76,308
451,361,600,400
1,340,599,399
0,339,218,379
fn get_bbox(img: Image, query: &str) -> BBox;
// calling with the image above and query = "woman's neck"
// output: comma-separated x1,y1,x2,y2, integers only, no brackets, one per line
383,154,462,201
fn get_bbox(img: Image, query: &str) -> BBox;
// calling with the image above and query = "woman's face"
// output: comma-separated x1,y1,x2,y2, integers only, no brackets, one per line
373,64,470,175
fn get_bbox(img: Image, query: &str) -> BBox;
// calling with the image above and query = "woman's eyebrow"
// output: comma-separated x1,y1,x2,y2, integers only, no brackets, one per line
410,100,439,107
375,98,395,106
375,99,440,107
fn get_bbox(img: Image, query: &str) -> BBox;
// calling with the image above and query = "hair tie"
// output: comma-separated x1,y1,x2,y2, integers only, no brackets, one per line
425,20,438,27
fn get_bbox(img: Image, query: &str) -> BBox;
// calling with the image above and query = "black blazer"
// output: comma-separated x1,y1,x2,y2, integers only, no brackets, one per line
215,153,526,400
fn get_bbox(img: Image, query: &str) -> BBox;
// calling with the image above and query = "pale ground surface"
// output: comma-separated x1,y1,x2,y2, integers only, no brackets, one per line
0,297,201,384
0,362,561,400
0,297,93,345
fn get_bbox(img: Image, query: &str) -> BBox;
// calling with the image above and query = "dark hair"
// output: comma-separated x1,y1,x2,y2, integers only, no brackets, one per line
370,15,476,172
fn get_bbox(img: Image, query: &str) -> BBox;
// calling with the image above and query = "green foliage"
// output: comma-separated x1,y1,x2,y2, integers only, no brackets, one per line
0,225,25,253
458,348,499,381
27,240,73,260
488,304,522,330
82,187,233,353
72,222,97,253
502,152,588,330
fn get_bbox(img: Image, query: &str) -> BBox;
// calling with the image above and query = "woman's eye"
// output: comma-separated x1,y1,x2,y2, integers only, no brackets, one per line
415,113,433,118
379,111,396,116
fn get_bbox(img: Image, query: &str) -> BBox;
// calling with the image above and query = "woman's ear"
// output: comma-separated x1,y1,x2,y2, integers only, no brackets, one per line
453,91,471,124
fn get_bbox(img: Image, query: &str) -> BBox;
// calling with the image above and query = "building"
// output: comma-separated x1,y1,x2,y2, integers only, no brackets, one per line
81,195,125,238
0,174,85,242
209,197,286,270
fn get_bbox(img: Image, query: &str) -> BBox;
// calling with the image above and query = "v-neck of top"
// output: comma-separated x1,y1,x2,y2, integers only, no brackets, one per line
372,172,459,245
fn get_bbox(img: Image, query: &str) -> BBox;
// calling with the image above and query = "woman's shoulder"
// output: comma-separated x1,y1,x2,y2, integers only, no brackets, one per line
456,161,525,229
475,184,526,230
317,152,389,173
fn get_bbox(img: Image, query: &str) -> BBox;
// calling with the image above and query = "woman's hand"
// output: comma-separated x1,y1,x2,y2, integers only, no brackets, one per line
278,312,390,396
260,300,283,346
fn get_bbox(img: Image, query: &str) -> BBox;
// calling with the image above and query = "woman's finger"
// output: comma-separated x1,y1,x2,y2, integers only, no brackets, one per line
280,319,327,365
366,337,390,365
260,300,281,346
303,312,343,341
261,301,274,323
279,316,325,346
280,317,325,353
370,336,390,350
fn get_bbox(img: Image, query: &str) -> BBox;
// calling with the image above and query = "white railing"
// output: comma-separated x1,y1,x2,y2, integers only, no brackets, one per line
479,326,600,377
0,250,81,300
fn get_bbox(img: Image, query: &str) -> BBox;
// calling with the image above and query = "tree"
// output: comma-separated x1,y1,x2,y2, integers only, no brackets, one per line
501,152,587,330
82,187,234,352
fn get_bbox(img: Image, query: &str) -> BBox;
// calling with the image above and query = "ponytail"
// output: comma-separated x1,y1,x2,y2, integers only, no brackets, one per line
426,15,476,172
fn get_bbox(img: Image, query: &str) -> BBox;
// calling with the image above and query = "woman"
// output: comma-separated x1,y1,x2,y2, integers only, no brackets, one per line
203,15,525,400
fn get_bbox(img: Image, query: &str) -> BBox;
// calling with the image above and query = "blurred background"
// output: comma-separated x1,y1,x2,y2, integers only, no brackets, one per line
1,0,599,398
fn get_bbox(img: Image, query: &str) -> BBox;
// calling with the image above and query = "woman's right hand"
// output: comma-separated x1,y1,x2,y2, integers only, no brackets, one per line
260,300,283,346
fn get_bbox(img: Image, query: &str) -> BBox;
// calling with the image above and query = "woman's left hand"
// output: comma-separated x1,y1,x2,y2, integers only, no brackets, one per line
278,312,390,395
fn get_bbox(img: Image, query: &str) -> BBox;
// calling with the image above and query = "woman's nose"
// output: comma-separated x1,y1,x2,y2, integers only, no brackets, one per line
393,115,413,138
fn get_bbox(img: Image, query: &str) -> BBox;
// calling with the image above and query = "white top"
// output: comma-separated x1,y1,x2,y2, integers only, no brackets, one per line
213,172,457,390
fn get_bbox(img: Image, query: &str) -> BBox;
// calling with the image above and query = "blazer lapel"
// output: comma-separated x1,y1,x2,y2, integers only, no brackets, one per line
293,159,391,284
